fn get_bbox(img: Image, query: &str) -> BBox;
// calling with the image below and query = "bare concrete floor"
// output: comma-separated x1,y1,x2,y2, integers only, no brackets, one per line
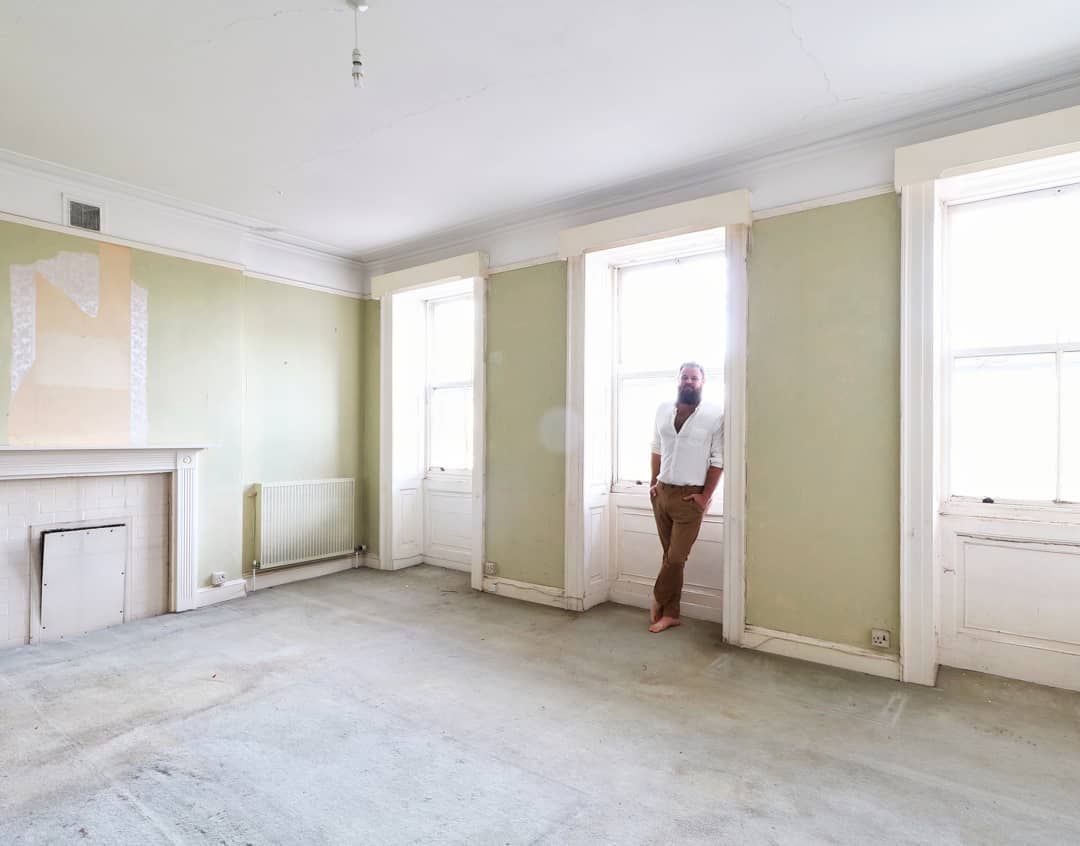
2,565,1079,845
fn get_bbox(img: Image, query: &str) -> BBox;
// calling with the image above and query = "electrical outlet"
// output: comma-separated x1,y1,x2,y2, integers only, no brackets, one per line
871,628,890,649
210,571,227,587
484,561,497,576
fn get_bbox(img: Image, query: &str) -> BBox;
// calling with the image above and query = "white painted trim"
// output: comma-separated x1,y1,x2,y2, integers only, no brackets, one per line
362,554,382,569
482,576,570,610
895,103,1080,187
196,579,247,608
247,554,358,591
751,185,895,220
898,181,943,687
371,252,488,298
363,553,424,572
0,446,206,614
563,255,587,608
0,146,355,258
743,626,902,681
365,73,1080,275
471,275,487,592
422,555,471,573
0,209,366,302
721,225,749,645
242,270,366,300
609,578,723,624
488,254,561,275
378,295,394,572
0,210,244,271
558,190,751,258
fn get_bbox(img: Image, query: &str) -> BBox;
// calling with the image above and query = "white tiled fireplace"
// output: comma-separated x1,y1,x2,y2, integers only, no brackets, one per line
0,446,205,648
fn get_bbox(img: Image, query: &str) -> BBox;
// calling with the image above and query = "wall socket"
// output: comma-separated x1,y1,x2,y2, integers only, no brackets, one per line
484,561,497,576
210,571,227,587
871,628,891,649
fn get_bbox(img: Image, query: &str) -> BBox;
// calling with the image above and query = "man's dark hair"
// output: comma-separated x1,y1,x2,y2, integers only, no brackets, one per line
678,361,705,378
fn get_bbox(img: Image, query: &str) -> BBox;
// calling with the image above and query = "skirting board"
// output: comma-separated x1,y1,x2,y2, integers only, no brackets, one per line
609,579,723,624
195,578,247,608
422,555,471,573
364,554,423,571
482,576,575,611
743,625,901,681
245,555,359,592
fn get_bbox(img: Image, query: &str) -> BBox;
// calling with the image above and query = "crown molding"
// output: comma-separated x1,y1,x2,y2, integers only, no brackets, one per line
362,69,1080,273
0,147,360,263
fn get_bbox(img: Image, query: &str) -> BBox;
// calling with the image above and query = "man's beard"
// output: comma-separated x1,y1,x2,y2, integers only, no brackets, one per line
677,386,701,405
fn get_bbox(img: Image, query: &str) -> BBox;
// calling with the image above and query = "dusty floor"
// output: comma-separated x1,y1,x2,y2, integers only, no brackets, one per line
1,565,1078,845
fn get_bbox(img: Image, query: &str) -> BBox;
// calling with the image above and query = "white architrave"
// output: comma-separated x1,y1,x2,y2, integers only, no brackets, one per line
558,190,752,259
376,255,488,589
894,103,1080,187
721,224,749,645
896,105,1080,688
561,191,751,636
898,181,941,686
0,445,207,614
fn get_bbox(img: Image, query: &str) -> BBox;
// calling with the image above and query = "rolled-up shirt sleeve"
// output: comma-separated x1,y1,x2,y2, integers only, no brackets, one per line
650,407,662,454
709,418,725,469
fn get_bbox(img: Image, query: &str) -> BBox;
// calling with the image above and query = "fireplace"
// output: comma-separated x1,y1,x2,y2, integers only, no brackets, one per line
0,446,205,648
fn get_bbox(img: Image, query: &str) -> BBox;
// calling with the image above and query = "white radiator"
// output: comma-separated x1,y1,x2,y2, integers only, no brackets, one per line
254,478,357,570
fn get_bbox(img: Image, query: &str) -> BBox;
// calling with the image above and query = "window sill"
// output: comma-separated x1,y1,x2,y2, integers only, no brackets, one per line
941,497,1080,525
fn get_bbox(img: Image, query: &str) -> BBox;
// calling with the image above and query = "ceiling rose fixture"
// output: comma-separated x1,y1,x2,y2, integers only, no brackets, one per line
348,0,369,88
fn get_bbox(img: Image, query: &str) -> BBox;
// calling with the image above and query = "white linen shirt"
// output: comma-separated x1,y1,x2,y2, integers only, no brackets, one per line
650,401,724,486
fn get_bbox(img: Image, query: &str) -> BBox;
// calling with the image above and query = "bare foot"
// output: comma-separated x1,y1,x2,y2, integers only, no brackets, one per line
648,616,682,633
650,601,661,624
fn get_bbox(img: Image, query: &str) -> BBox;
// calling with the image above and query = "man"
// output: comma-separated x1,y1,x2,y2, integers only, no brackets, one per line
648,362,723,633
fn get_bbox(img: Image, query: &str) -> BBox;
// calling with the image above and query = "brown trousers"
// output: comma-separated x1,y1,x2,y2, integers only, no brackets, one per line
651,482,706,619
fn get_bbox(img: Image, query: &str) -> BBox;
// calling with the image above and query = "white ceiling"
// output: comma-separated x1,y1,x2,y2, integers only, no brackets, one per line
1,0,1080,259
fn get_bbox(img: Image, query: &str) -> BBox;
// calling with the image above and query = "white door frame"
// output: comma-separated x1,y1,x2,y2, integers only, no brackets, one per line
377,270,487,589
562,220,750,641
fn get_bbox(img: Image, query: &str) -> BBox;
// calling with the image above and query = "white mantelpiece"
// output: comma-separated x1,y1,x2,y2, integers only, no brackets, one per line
0,445,208,612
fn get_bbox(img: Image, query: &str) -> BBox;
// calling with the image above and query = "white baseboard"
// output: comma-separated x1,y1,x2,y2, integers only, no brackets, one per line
609,578,724,624
195,578,247,608
246,555,358,591
364,553,423,571
743,625,901,681
422,555,471,573
482,576,569,610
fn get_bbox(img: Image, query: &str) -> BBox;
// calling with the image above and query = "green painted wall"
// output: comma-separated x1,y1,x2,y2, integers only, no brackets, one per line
239,277,365,573
0,220,368,586
745,193,901,652
132,250,246,584
485,261,567,588
361,298,380,556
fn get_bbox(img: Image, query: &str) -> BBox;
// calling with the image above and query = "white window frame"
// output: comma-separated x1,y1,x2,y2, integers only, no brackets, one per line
424,292,474,479
560,188,751,643
940,182,1080,512
610,249,726,493
375,252,488,590
898,107,1080,687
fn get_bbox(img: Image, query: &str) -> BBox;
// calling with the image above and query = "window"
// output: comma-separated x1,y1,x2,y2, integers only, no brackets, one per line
426,293,474,474
613,251,726,484
946,183,1080,503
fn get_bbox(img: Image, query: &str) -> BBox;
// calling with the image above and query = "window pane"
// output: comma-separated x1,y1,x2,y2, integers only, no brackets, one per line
950,354,1056,501
428,296,474,384
430,386,472,471
948,187,1080,349
618,377,674,483
1061,352,1080,503
618,252,725,373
